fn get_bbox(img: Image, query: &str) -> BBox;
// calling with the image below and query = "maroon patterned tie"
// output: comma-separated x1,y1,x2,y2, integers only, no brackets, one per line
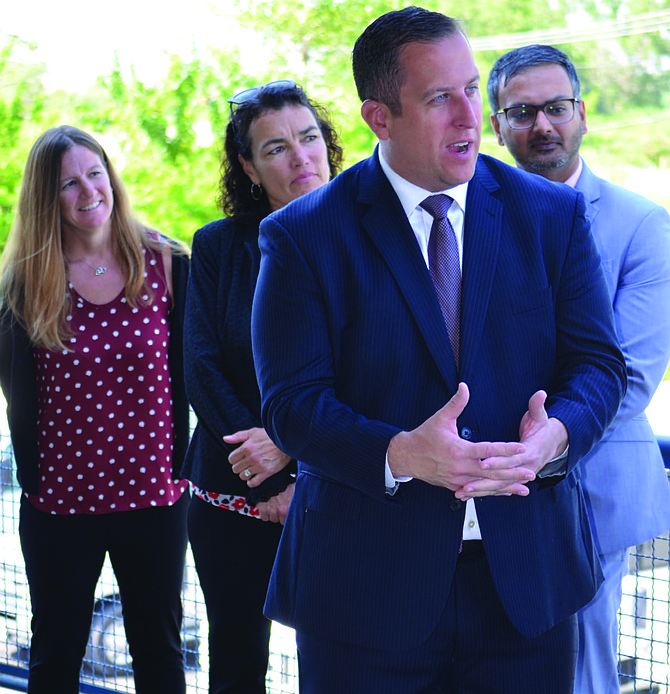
420,194,461,367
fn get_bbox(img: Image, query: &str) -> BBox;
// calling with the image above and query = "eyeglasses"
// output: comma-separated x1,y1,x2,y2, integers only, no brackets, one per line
228,79,297,112
495,98,580,130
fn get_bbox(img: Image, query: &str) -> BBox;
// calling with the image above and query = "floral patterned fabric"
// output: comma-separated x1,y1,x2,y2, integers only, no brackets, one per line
191,484,260,519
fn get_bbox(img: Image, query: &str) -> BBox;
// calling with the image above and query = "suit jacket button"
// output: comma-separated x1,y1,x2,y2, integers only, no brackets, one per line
460,427,472,440
450,499,463,511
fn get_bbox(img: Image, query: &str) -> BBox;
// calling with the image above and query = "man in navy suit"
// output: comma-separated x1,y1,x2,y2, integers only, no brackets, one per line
251,8,627,693
488,44,670,694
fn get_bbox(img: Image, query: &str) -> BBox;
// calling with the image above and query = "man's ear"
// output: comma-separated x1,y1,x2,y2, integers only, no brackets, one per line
490,113,505,147
361,99,393,141
239,153,260,185
578,99,588,136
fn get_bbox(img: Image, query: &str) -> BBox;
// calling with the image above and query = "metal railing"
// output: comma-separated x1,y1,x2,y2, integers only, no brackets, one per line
0,426,298,693
619,529,670,693
1,426,669,693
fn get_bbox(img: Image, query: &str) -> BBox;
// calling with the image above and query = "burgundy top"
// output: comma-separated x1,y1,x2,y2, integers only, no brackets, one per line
28,251,188,515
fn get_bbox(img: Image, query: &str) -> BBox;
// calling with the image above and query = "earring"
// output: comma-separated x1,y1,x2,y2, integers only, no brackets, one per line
251,183,263,201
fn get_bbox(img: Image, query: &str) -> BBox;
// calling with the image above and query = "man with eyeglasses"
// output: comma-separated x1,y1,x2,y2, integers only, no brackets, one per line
489,44,670,694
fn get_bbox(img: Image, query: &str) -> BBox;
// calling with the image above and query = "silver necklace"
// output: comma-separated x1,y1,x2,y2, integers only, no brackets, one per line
65,255,109,277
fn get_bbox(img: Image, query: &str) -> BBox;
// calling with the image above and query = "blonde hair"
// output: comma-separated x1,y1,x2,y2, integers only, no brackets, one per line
0,126,182,351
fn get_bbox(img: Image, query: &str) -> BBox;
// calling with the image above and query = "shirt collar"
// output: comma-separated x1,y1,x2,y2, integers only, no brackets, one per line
378,148,469,216
562,157,583,189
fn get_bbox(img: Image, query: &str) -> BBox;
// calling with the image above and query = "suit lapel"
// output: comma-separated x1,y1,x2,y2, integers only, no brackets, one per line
575,163,601,226
357,154,459,388
459,159,503,380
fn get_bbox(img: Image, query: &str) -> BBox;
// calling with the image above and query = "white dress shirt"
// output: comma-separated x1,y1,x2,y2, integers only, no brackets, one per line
378,149,482,540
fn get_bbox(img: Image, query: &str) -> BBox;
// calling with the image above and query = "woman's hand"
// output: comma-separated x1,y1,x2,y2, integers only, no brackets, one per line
224,427,291,487
256,483,295,525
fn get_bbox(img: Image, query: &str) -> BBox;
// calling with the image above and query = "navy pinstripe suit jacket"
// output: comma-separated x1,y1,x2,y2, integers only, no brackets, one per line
251,151,626,649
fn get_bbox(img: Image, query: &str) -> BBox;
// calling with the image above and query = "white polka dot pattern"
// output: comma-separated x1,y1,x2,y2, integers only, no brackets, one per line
29,250,187,515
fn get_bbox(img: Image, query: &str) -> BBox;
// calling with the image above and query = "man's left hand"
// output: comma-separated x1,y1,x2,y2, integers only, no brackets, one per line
454,390,569,499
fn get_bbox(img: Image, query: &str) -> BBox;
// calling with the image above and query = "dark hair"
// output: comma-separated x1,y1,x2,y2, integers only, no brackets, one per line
487,44,582,113
352,6,461,117
220,83,343,226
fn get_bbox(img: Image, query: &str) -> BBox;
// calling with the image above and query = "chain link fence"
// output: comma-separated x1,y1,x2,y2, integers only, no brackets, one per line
1,426,669,693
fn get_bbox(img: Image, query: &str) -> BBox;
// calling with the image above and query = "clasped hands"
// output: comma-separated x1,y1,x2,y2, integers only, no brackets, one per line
224,426,293,523
387,383,568,499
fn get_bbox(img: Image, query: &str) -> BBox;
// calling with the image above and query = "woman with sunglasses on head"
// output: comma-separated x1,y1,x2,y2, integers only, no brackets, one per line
0,125,190,693
181,81,342,693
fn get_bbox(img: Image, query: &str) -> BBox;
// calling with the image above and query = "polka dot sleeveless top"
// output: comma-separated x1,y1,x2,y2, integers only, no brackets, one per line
28,250,188,515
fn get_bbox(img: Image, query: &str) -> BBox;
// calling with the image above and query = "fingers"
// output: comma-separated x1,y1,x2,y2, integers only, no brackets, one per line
455,477,532,500
256,502,276,523
473,441,525,461
228,445,247,467
231,448,285,485
441,382,470,421
455,447,537,498
225,428,258,467
390,382,535,492
233,466,269,487
246,469,272,487
233,466,254,484
230,459,258,484
457,458,535,494
527,389,548,423
226,427,264,477
257,485,294,524
226,429,290,483
223,429,252,445
257,500,281,523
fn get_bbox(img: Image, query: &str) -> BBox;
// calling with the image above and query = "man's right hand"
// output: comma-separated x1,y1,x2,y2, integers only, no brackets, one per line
386,383,534,497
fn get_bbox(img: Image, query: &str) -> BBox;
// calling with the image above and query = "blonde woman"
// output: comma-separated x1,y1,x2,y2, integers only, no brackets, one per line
0,125,190,694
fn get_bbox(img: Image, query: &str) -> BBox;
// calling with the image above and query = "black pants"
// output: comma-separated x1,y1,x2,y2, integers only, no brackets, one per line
19,492,189,694
188,495,283,694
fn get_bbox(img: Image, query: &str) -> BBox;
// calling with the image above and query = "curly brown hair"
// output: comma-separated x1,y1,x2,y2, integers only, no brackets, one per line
219,83,343,227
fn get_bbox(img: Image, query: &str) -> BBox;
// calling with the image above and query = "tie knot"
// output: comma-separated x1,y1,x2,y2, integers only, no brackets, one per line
420,194,452,221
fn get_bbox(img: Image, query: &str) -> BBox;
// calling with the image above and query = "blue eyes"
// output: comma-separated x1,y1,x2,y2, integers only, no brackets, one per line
61,171,103,190
432,85,479,104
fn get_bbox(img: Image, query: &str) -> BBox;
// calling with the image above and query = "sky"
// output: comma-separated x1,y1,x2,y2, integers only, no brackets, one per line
3,0,256,92
6,0,670,202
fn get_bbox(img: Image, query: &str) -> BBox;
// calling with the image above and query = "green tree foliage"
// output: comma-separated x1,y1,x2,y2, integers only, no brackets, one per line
0,42,257,249
234,0,670,194
233,0,569,163
558,0,670,114
0,37,47,251
1,0,670,253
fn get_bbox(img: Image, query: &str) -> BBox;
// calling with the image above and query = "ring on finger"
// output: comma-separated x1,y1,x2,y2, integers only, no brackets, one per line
244,469,252,479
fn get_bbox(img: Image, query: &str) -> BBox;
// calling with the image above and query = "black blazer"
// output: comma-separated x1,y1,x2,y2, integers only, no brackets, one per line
0,248,190,494
180,217,295,503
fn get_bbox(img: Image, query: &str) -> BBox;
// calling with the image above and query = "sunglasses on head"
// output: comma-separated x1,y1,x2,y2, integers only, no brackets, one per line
227,79,297,113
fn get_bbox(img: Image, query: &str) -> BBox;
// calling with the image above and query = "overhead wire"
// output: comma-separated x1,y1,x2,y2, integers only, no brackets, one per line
469,9,670,50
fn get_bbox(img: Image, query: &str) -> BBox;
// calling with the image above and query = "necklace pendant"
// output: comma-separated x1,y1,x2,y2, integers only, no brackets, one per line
94,266,107,276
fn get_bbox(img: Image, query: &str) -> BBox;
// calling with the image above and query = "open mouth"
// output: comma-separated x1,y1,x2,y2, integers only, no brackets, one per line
79,201,101,212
